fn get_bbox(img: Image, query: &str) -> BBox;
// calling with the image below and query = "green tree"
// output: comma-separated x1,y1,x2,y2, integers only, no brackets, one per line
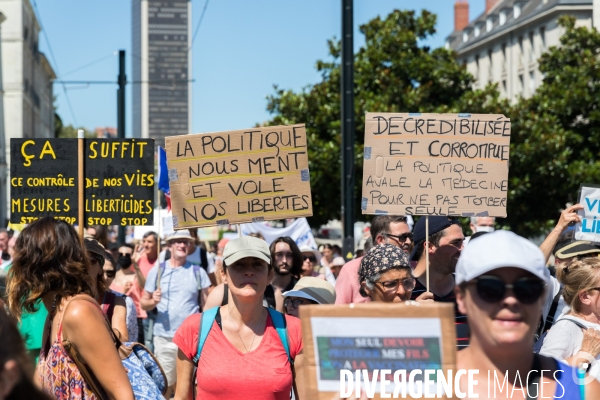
506,16,600,236
56,124,95,139
265,10,503,227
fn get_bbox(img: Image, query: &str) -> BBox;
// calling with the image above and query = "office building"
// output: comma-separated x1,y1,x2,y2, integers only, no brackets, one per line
132,0,192,145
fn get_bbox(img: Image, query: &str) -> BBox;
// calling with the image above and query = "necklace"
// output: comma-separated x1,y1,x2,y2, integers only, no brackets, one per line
227,305,265,353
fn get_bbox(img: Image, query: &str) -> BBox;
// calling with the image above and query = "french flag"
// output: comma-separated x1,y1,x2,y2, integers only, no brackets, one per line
158,146,171,211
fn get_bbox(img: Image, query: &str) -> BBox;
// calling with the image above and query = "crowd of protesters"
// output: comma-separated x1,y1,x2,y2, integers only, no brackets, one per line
1,208,600,399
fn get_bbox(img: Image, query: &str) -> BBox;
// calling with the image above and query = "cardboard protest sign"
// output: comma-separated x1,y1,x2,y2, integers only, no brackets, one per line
575,185,600,242
361,113,511,217
10,138,155,226
300,302,457,400
164,125,312,229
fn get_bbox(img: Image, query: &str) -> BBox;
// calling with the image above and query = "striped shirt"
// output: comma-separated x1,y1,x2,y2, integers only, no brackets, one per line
410,275,470,349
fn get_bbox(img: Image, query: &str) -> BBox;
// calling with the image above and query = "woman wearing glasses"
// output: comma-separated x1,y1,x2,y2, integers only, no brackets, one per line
85,238,130,342
299,247,325,279
358,244,425,303
540,257,600,381
455,230,600,398
282,276,336,317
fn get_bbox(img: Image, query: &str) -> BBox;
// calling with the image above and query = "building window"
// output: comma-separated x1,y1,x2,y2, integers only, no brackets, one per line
502,80,507,96
499,10,507,26
529,31,535,62
514,3,522,19
486,18,493,32
529,71,535,94
519,74,524,95
540,26,546,50
488,49,493,82
463,31,469,43
475,55,480,83
475,25,481,37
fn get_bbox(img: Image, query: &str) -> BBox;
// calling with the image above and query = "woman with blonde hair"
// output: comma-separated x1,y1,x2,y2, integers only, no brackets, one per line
6,217,133,400
540,257,600,380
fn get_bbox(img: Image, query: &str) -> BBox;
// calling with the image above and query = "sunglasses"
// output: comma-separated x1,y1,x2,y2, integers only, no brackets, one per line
119,252,132,257
90,254,105,267
385,232,413,242
103,270,116,278
470,276,546,304
284,298,317,309
304,255,316,263
375,277,416,292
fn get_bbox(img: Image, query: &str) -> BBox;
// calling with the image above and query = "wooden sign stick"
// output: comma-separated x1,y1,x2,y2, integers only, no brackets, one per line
77,130,85,238
237,224,242,238
425,215,430,293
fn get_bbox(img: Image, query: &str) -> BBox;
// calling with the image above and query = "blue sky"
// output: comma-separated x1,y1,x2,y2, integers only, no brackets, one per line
35,0,484,136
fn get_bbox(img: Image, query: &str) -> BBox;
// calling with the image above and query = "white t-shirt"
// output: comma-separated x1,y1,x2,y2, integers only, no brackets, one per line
540,315,600,381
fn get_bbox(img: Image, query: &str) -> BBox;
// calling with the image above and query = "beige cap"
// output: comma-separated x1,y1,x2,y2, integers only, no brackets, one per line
166,230,193,243
223,236,271,266
283,277,336,304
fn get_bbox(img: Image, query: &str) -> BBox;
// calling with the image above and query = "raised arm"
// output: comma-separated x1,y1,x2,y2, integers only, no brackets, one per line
539,204,583,263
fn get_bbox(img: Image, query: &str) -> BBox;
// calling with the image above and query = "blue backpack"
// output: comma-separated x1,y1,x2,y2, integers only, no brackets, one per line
119,342,168,400
192,307,298,398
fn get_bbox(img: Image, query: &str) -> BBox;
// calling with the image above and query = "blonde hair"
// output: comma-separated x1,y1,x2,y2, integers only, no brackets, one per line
556,257,600,312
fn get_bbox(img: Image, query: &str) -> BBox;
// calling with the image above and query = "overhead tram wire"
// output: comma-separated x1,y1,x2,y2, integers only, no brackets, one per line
31,0,79,126
60,52,117,78
189,0,211,52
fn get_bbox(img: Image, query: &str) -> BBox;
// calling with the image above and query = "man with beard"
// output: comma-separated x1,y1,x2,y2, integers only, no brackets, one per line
409,217,467,348
335,215,420,304
270,236,303,299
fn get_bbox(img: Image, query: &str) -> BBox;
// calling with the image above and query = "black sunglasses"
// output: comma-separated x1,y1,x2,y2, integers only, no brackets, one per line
90,254,105,268
304,255,316,263
385,232,413,242
470,276,546,304
103,270,116,278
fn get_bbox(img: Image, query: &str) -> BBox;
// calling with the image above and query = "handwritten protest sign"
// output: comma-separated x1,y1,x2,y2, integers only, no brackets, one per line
361,113,511,217
300,303,457,399
575,185,600,242
10,138,155,226
164,125,312,229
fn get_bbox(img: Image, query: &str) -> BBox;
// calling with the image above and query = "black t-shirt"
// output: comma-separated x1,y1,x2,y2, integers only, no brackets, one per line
411,274,470,349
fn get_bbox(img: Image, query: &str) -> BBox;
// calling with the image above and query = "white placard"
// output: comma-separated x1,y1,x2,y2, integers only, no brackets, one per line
576,186,600,242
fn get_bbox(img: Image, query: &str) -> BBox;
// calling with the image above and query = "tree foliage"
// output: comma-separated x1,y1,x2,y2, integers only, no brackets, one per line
264,10,503,227
506,16,600,236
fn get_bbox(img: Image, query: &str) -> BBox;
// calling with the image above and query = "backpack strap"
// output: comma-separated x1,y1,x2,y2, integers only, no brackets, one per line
561,317,589,330
193,307,219,365
542,288,563,332
267,308,291,363
155,262,166,289
264,284,276,310
267,308,298,400
192,264,202,291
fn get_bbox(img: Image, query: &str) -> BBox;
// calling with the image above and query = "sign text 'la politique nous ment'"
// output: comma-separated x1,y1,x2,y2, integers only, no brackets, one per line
165,125,313,229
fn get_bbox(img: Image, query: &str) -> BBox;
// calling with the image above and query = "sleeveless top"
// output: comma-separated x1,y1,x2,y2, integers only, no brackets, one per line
38,298,99,399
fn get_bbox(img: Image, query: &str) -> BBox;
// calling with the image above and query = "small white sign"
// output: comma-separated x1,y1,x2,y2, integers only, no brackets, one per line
575,185,600,242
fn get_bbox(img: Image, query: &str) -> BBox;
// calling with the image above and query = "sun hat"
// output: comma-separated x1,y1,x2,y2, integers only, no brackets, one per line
166,230,194,242
331,256,346,266
282,276,336,304
84,238,105,258
299,246,321,264
455,230,547,285
223,236,271,266
555,240,600,259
